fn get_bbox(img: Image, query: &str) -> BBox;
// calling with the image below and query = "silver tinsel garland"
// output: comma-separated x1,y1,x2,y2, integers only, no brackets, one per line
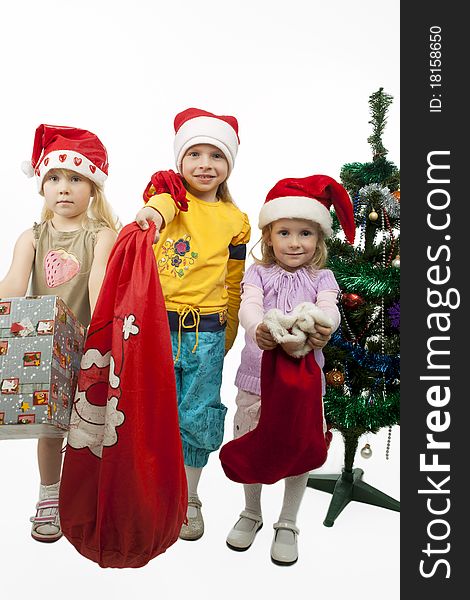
358,183,400,218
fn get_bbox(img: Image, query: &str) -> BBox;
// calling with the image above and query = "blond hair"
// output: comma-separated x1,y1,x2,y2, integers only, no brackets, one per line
40,168,121,232
215,180,235,203
251,221,328,270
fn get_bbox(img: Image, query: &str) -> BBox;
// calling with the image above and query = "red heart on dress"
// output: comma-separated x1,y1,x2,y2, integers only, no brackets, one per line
89,165,96,173
59,154,67,162
44,157,49,166
74,157,82,166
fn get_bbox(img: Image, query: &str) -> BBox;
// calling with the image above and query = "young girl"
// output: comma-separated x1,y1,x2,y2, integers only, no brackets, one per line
224,174,355,565
0,124,119,542
135,108,251,541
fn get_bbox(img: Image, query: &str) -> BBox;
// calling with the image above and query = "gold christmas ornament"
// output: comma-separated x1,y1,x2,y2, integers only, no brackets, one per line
360,443,372,459
326,368,345,387
369,210,379,221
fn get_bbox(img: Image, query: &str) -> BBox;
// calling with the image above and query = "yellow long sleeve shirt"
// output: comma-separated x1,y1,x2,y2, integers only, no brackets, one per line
146,191,251,351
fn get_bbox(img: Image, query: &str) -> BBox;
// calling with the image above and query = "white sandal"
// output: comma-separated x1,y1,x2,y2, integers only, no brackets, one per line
226,510,263,551
30,498,62,543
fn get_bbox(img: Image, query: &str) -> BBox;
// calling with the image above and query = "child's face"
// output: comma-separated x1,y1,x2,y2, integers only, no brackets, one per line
268,218,319,271
43,169,92,218
181,144,228,195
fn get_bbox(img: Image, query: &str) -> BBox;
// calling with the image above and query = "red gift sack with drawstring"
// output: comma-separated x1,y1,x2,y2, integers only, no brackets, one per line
220,347,329,485
59,223,187,568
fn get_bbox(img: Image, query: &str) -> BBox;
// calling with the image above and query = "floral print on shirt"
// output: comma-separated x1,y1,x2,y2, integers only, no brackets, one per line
158,234,198,278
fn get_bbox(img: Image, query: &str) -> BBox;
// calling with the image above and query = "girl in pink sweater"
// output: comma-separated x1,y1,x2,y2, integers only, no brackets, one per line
224,174,355,566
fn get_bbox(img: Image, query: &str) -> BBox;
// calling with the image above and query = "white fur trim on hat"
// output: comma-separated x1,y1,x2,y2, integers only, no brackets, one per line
258,195,333,236
174,116,238,174
34,150,107,193
21,160,35,178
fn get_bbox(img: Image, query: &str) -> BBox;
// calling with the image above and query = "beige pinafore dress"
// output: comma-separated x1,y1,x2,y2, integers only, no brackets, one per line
30,221,102,327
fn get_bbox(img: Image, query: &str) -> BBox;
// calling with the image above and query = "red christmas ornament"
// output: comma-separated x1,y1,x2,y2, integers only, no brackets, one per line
341,293,365,309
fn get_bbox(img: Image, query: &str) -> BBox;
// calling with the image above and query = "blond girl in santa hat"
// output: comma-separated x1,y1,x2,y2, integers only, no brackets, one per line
0,124,119,542
135,108,250,541
221,174,355,565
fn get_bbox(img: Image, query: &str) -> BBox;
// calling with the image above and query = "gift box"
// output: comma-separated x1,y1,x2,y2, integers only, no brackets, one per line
0,296,86,439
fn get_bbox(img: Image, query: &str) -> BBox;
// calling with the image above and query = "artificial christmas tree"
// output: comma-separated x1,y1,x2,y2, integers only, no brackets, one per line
307,88,400,525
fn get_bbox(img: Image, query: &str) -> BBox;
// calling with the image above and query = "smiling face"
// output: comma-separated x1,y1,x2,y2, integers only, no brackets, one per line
267,218,320,271
181,144,229,201
42,169,92,219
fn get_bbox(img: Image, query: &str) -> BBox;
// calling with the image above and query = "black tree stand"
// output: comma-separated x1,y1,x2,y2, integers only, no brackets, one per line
306,427,400,527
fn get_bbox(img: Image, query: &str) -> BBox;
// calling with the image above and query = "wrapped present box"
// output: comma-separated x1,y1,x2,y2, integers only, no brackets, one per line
0,296,85,439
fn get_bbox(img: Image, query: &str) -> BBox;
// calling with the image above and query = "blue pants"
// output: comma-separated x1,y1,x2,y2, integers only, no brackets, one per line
170,330,227,468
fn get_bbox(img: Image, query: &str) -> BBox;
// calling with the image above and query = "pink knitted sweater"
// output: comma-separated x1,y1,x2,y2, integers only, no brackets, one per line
234,263,340,396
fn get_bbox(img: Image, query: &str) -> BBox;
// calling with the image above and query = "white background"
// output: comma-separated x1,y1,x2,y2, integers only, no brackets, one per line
0,1,400,598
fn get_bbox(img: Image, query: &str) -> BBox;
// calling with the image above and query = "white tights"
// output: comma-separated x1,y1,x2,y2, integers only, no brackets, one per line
243,471,309,524
184,465,203,518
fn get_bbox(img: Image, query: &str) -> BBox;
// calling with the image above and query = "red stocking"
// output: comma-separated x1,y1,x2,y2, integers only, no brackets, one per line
220,347,328,485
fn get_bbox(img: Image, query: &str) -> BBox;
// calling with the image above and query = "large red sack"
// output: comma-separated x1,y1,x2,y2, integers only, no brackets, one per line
59,223,187,568
220,347,328,485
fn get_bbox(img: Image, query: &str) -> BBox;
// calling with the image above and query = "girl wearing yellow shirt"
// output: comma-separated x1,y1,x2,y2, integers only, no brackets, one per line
136,108,250,541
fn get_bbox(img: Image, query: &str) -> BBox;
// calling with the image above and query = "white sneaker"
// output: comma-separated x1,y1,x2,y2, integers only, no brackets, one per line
270,521,299,566
226,510,263,551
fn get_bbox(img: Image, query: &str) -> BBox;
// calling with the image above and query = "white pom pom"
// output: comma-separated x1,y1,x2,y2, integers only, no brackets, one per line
21,160,35,178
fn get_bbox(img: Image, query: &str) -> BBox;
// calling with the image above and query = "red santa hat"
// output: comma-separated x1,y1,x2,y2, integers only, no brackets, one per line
22,124,109,193
258,174,356,244
173,108,239,175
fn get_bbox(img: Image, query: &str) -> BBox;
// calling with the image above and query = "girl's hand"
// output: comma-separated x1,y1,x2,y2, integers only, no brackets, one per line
256,323,278,351
307,324,332,350
135,207,164,242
